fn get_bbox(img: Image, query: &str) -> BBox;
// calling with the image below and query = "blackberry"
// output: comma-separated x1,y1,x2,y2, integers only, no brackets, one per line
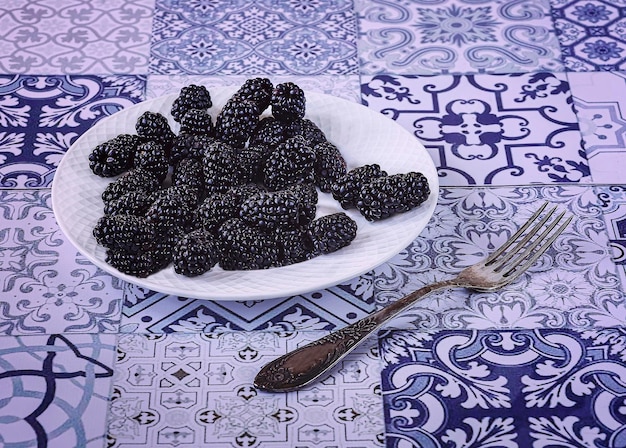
308,212,357,254
150,184,201,210
172,229,219,276
136,111,175,149
179,108,214,135
331,164,387,209
145,189,194,234
263,136,316,190
194,192,239,234
172,157,205,191
101,168,161,203
313,141,347,193
236,145,267,183
134,141,169,182
275,227,315,266
235,78,273,115
240,189,302,231
356,172,430,221
89,134,139,177
105,248,163,278
249,116,293,149
144,230,183,268
215,98,258,148
103,189,153,216
289,182,318,226
293,118,327,147
202,141,245,193
218,218,280,270
171,84,212,123
93,214,156,253
170,134,215,164
271,82,306,122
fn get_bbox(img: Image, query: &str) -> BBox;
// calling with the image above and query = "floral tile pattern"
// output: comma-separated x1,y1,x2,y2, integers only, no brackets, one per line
150,0,358,75
361,72,588,186
379,326,626,447
0,333,116,447
0,190,124,335
0,74,146,188
356,0,564,75
0,0,154,74
597,186,626,294
106,332,383,447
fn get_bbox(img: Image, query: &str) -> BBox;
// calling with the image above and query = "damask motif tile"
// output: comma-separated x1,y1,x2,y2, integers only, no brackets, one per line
0,74,146,188
0,333,116,447
150,0,358,75
569,71,626,183
107,332,383,447
380,327,626,447
551,0,626,71
361,72,588,185
0,0,154,74
596,185,626,293
370,185,625,330
356,0,564,75
0,190,124,335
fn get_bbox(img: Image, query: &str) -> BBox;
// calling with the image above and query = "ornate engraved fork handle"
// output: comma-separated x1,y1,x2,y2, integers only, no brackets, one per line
254,279,461,392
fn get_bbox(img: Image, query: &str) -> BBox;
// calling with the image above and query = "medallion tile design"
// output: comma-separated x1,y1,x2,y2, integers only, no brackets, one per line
0,190,124,335
0,333,116,448
107,332,383,447
552,0,626,71
356,0,564,75
596,186,626,295
370,185,625,330
0,0,154,74
380,327,626,448
361,72,588,185
150,0,358,75
0,74,146,188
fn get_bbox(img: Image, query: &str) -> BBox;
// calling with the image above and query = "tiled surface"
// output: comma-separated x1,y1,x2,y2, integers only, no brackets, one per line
2,1,626,447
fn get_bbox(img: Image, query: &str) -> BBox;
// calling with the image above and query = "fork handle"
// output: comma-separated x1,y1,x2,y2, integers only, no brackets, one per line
254,278,461,392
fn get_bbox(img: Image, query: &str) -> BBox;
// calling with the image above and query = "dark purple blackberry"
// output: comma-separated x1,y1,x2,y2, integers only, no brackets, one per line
275,227,315,266
89,134,139,177
172,229,219,276
105,248,163,278
249,117,292,149
263,136,316,190
313,141,347,193
235,78,273,114
93,215,156,253
172,157,204,191
307,212,357,254
136,111,175,149
101,168,161,203
293,118,327,147
202,141,245,193
134,141,169,182
171,84,212,123
228,183,266,206
170,134,215,164
103,189,153,216
356,172,430,221
271,82,306,122
236,145,267,183
150,184,201,210
144,230,183,268
215,98,258,148
145,189,194,234
331,164,387,209
179,108,213,135
289,182,318,226
194,192,239,234
218,218,280,270
240,189,301,231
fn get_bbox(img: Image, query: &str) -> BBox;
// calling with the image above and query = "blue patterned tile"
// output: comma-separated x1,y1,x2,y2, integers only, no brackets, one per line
0,74,145,188
150,0,358,75
0,333,116,447
380,327,626,447
552,0,626,71
356,0,564,75
0,190,124,335
361,72,588,185
596,186,626,297
0,0,154,74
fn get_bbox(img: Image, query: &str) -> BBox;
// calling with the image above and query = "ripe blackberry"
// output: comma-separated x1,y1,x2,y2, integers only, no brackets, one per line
275,227,315,266
236,145,267,183
313,141,347,193
290,182,318,226
172,157,205,191
249,117,292,149
172,229,219,276
308,212,357,254
293,118,327,147
228,183,266,206
202,141,245,193
93,215,156,253
170,134,215,164
271,82,306,122
136,111,175,149
356,172,430,221
103,190,153,216
105,249,163,278
101,168,161,203
235,78,273,115
89,134,139,177
145,189,194,234
150,184,201,210
215,98,258,148
134,141,169,182
218,218,280,270
171,84,213,123
194,192,239,234
331,164,387,209
179,108,214,135
240,189,302,231
263,136,316,190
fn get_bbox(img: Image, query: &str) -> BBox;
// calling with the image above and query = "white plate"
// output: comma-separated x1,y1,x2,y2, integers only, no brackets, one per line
52,88,439,301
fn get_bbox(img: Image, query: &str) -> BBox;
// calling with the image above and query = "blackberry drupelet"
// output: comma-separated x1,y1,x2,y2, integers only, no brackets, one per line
172,157,205,191
235,78,273,115
263,136,316,191
171,84,212,123
356,172,430,221
134,141,169,182
136,111,175,149
331,164,388,209
307,212,358,254
172,229,219,276
202,140,245,193
88,134,139,177
271,82,306,122
101,168,161,203
93,214,156,253
103,190,153,216
313,141,347,193
179,108,214,135
194,191,239,235
215,98,258,148
218,218,280,270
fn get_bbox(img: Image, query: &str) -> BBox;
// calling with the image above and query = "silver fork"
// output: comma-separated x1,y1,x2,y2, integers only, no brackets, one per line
254,203,572,392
